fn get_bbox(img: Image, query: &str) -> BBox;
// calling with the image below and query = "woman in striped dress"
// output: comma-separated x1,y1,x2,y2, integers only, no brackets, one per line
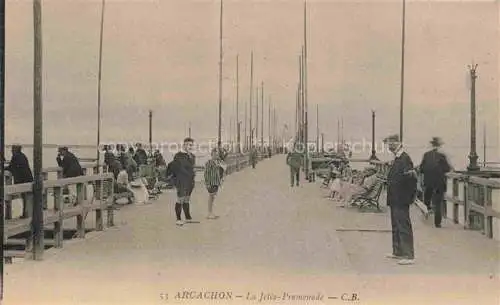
204,148,224,219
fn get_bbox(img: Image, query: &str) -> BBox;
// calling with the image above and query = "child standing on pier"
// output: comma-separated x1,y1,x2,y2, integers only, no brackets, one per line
169,137,197,226
204,148,224,219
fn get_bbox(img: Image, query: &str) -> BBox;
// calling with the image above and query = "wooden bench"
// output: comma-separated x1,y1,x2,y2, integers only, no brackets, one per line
351,178,385,211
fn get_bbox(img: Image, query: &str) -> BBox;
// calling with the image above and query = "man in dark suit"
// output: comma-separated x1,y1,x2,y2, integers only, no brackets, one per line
6,145,33,184
384,134,417,265
5,145,34,218
133,143,148,166
419,137,452,228
56,147,83,178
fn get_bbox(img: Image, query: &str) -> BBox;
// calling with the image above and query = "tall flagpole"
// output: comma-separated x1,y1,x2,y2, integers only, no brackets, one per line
341,117,344,148
300,52,304,145
337,118,340,151
295,84,299,140
298,56,301,142
261,82,264,147
96,0,106,172
0,0,5,296
316,104,319,153
256,86,259,148
268,96,271,149
244,101,247,151
217,0,223,149
399,0,406,141
32,0,44,261
236,54,240,153
249,52,253,149
273,106,277,151
303,0,309,180
148,110,153,155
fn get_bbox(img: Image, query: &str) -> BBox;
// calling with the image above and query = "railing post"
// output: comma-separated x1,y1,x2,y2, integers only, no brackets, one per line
5,174,12,219
483,185,491,237
464,179,470,229
53,186,63,248
93,165,103,203
24,193,35,259
42,172,48,209
107,177,115,227
452,178,459,224
95,179,104,231
76,183,85,238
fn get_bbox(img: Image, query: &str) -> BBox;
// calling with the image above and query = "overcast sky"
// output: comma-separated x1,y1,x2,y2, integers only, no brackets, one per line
4,0,499,152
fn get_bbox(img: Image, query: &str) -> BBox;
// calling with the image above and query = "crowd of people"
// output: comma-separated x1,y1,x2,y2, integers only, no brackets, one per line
2,140,231,222
102,143,158,204
286,134,452,266
5,135,454,265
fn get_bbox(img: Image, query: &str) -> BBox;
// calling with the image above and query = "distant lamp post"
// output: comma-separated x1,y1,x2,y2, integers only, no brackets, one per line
369,110,378,160
467,63,479,172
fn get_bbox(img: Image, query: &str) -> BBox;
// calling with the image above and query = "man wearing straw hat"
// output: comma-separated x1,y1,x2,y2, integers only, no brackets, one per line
419,137,452,228
384,134,417,265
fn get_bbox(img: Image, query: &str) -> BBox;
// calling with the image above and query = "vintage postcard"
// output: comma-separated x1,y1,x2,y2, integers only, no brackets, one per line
0,0,499,304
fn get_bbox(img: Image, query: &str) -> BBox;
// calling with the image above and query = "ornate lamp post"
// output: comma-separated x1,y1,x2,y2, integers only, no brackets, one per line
369,110,378,160
467,64,479,172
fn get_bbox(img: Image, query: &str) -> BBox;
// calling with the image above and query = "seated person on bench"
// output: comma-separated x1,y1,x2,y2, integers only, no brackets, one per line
114,163,135,204
328,167,345,201
329,162,353,200
340,167,378,206
322,161,339,187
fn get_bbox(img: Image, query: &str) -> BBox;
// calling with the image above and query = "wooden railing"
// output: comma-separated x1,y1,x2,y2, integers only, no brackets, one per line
445,172,500,240
3,152,268,262
4,172,115,261
192,152,252,175
369,160,500,241
4,163,108,219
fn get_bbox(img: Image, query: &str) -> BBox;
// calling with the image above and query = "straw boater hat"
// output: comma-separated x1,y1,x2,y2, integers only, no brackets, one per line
430,137,443,147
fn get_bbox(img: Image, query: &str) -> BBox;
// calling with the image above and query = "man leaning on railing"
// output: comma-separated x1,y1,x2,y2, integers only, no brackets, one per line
4,145,34,218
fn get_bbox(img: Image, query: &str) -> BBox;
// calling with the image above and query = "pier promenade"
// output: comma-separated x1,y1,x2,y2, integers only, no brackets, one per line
3,155,499,305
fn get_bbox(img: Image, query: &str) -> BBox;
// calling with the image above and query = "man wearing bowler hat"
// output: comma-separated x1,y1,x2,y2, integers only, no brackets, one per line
419,137,452,228
384,134,417,265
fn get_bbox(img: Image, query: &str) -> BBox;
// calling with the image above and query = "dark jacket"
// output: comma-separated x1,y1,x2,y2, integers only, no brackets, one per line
118,152,127,168
154,152,166,167
249,149,257,162
170,151,196,188
6,151,33,184
386,151,417,207
56,152,83,178
134,148,148,166
419,149,451,190
104,151,115,167
109,159,122,180
286,151,302,169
